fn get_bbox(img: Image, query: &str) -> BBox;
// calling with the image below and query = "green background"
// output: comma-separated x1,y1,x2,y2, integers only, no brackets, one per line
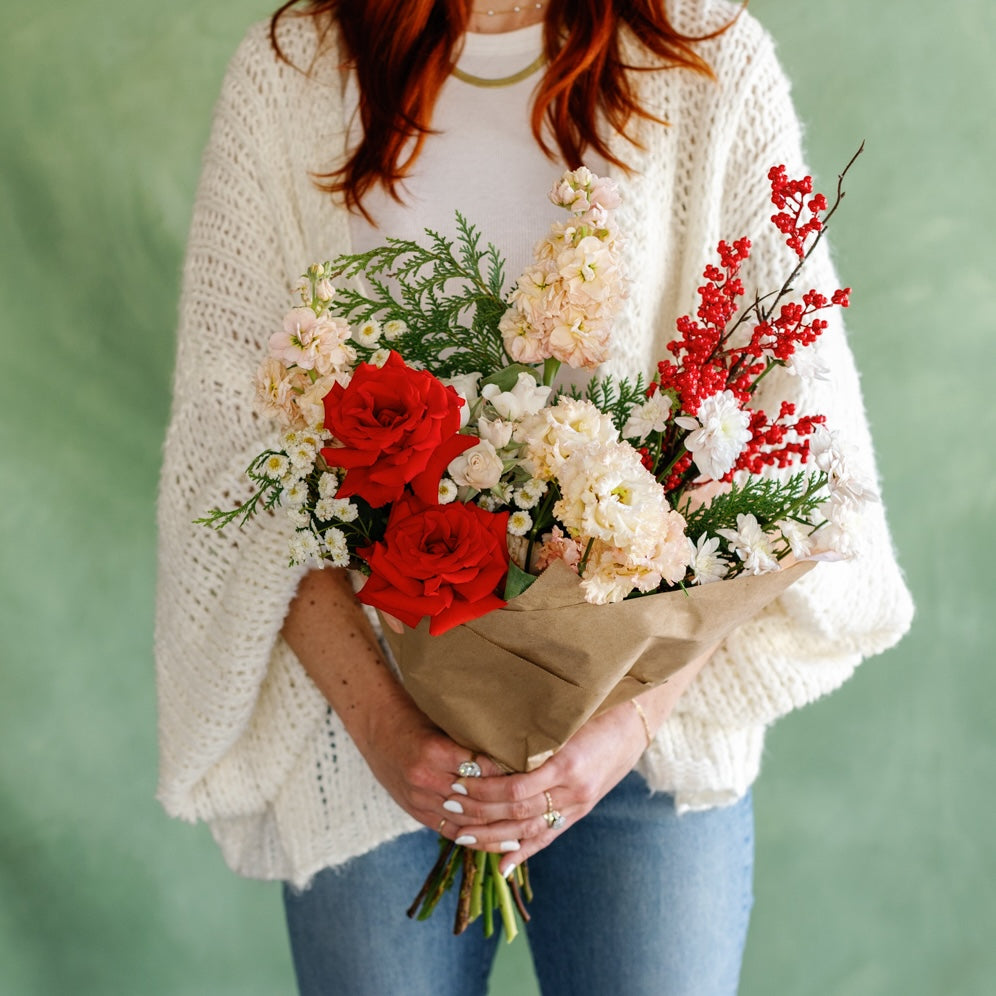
1,1,991,993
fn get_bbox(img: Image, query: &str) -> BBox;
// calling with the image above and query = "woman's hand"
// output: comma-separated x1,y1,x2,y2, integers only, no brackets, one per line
284,567,715,860
439,648,716,874
434,696,651,871
349,687,508,835
281,567,506,836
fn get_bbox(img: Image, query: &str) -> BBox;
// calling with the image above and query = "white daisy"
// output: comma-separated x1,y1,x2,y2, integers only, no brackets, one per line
438,478,459,504
689,534,728,585
675,390,751,481
508,510,533,536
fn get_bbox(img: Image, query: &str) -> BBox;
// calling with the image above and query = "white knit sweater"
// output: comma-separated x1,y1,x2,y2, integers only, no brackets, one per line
156,0,913,887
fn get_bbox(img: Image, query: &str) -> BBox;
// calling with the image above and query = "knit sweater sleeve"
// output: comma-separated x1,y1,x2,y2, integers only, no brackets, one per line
669,16,914,733
155,21,349,823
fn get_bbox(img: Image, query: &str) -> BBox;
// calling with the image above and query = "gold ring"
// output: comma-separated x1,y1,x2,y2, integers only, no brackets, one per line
438,818,447,834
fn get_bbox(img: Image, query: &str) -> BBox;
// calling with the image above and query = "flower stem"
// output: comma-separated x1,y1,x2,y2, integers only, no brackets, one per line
542,357,561,387
489,853,519,942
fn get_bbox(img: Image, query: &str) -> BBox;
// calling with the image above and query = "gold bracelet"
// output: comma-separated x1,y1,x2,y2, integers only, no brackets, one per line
631,699,654,750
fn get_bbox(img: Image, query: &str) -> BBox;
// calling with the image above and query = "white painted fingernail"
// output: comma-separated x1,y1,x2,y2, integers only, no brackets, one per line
499,840,520,852
450,782,468,796
455,835,477,845
503,863,517,880
443,799,464,814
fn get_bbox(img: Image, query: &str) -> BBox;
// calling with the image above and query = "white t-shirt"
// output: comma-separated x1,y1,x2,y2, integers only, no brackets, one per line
345,24,608,286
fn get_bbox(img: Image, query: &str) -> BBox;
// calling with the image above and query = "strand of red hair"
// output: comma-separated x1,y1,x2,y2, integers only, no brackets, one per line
270,0,740,216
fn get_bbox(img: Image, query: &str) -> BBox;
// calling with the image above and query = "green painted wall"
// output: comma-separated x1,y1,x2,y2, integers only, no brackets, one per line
1,2,991,993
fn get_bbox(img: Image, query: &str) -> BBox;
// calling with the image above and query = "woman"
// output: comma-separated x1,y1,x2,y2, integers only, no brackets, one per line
155,1,913,993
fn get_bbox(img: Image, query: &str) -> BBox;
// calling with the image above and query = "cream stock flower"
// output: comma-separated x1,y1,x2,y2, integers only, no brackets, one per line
557,237,615,300
547,311,612,369
534,526,583,572
499,309,549,365
579,517,691,604
255,357,296,423
553,441,683,566
295,372,342,430
270,308,323,370
515,397,618,479
312,317,356,376
549,166,621,215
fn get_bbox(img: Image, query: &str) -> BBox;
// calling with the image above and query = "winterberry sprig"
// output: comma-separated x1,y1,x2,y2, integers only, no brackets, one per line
641,145,864,500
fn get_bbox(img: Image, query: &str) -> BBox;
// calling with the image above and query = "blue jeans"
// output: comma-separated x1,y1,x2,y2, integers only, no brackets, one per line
283,772,754,995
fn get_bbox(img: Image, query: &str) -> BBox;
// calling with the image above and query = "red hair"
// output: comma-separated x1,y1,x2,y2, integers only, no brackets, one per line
270,1,738,214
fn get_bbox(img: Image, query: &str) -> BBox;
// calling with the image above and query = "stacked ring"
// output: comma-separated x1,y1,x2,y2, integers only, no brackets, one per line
457,756,482,779
543,789,566,831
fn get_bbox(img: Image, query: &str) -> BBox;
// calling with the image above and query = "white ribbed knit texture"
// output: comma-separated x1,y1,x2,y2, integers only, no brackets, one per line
156,0,913,886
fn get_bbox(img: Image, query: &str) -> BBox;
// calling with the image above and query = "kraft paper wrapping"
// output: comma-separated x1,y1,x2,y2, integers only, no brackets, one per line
382,558,816,772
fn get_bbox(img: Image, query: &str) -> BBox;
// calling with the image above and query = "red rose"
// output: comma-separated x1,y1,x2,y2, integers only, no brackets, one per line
321,351,475,507
357,493,510,635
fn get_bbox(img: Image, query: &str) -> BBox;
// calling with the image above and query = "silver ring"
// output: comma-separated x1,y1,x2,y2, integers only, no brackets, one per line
457,758,482,779
543,790,565,830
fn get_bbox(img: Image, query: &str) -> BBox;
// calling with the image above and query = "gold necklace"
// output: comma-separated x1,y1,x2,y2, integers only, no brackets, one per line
472,2,543,16
451,51,546,88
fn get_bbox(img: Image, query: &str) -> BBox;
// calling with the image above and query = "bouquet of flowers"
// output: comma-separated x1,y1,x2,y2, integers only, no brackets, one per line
200,152,872,939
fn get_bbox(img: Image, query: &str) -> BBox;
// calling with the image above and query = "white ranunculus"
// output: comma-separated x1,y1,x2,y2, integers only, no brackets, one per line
477,415,514,450
481,372,552,421
447,439,504,491
442,371,483,428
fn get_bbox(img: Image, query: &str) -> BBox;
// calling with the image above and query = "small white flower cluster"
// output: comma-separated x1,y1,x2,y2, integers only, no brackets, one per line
271,429,355,569
809,426,878,560
685,425,878,584
255,264,362,431
439,371,554,508
499,167,628,371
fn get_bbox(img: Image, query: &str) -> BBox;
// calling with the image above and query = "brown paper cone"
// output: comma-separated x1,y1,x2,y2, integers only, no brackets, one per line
382,559,815,772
